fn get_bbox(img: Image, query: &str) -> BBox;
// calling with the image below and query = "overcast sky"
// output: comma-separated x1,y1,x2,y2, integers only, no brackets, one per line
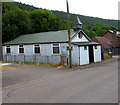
13,0,119,20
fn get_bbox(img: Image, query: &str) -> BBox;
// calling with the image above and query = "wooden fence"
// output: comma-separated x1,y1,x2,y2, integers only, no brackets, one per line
3,55,68,64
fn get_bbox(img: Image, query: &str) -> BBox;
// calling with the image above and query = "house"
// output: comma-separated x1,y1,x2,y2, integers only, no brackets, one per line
2,17,102,65
92,30,120,55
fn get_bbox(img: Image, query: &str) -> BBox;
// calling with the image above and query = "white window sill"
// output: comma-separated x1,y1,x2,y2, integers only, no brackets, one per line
18,54,25,55
33,54,41,55
52,54,61,56
5,53,11,55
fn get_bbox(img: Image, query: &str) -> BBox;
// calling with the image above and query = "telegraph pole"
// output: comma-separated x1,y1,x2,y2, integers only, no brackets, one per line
66,0,72,68
0,2,3,62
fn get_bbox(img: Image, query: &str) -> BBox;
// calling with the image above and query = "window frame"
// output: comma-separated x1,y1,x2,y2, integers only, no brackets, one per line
84,46,87,50
34,44,41,54
19,45,24,54
52,44,60,55
78,31,83,39
6,46,11,54
95,45,97,49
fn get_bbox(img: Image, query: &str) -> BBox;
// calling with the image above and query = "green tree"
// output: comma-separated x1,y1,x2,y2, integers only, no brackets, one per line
2,2,18,14
48,13,61,31
85,22,117,38
2,8,31,42
30,9,50,32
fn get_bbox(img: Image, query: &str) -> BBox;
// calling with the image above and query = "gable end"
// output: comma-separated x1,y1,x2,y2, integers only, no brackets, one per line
71,30,92,42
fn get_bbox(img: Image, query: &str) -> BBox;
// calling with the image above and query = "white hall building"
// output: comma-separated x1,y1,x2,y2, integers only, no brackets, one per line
2,17,102,65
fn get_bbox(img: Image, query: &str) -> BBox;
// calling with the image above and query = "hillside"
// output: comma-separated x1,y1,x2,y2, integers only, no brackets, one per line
15,2,118,29
2,2,118,43
15,2,38,11
52,11,118,29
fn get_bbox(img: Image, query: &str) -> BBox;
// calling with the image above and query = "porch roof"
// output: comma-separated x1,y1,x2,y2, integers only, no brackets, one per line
72,42,100,46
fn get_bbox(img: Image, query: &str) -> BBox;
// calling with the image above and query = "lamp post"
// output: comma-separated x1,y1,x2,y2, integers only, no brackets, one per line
66,0,72,68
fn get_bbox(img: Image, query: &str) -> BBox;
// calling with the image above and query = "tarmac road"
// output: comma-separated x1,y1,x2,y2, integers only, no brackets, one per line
2,57,118,103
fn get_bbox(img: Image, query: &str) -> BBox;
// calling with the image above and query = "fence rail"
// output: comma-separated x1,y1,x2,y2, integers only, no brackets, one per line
3,55,68,64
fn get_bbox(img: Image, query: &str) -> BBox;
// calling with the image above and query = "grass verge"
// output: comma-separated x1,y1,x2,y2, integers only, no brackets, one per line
1,61,65,68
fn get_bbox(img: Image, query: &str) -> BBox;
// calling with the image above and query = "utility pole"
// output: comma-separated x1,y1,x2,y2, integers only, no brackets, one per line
66,0,72,68
0,2,3,62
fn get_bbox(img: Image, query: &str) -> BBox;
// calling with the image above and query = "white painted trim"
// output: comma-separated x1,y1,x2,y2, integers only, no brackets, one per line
52,43,61,55
17,45,19,55
71,32,90,42
5,46,6,54
5,45,11,54
71,30,91,42
33,44,34,55
18,44,25,55
51,44,53,55
33,44,41,55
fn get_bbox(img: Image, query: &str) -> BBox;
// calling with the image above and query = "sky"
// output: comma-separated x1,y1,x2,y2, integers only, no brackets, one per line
12,0,120,20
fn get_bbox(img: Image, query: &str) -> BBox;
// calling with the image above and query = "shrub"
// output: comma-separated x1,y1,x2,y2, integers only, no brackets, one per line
103,53,112,60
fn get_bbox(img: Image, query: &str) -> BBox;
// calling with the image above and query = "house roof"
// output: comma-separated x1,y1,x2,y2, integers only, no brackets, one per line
3,30,78,45
3,29,93,45
72,42,100,46
102,30,120,47
92,37,115,48
108,30,120,37
92,29,120,48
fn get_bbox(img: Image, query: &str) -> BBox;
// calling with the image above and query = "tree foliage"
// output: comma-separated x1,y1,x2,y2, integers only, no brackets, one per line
2,2,71,43
29,9,63,32
52,11,118,30
2,8,31,42
2,2,117,43
83,22,117,38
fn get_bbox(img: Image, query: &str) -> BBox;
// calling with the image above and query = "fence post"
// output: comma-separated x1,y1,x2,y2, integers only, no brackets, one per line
47,56,49,64
34,55,36,63
14,55,16,62
6,55,7,62
24,55,25,62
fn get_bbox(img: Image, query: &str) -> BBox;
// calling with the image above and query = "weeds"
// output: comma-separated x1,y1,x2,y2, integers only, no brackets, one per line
103,53,112,60
1,61,65,67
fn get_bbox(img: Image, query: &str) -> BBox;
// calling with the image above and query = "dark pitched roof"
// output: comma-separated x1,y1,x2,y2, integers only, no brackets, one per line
92,37,116,48
102,31,120,47
92,30,120,48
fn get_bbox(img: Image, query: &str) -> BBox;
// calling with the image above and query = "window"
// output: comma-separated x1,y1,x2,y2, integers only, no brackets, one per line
84,46,87,50
95,45,97,49
6,46,11,54
34,44,40,54
78,32,83,39
19,45,24,54
53,44,60,54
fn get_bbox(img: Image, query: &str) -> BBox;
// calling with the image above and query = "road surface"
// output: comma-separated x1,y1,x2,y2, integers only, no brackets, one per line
2,57,118,103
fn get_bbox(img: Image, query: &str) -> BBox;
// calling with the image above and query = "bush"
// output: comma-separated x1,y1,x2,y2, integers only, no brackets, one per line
103,53,112,60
